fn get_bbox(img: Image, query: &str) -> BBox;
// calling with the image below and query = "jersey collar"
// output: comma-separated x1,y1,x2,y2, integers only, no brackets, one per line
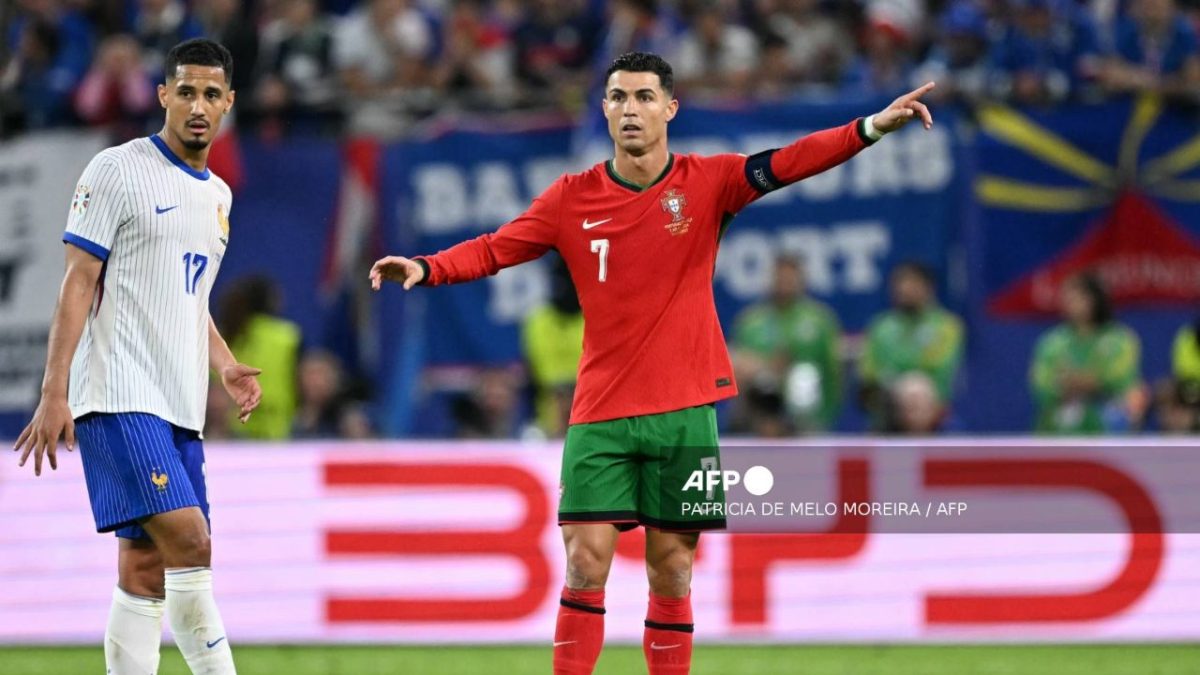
605,154,674,192
149,134,211,181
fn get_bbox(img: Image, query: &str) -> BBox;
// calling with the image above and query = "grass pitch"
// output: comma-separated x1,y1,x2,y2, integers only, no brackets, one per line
1,644,1196,674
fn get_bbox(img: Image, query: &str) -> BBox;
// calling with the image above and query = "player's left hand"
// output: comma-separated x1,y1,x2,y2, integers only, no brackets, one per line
222,363,263,424
872,82,936,133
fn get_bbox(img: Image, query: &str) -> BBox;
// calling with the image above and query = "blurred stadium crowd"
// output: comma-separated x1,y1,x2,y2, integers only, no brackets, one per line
2,0,1199,441
2,0,1199,138
724,257,1200,437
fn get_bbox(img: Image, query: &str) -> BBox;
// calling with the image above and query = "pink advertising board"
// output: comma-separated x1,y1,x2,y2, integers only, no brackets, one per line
2,440,1197,644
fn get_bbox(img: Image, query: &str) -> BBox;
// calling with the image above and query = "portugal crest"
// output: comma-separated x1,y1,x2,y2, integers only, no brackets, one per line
660,189,692,236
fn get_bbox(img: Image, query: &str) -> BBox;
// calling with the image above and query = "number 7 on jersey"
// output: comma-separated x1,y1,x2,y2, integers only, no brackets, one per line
590,239,609,282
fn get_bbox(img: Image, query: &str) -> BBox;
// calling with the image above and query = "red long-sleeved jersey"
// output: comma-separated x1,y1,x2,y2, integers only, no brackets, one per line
418,119,876,424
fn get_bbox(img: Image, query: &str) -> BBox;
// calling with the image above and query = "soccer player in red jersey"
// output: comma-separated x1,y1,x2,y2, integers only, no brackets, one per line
371,52,935,675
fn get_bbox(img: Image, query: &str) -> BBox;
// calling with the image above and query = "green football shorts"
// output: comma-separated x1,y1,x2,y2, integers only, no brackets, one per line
558,404,726,531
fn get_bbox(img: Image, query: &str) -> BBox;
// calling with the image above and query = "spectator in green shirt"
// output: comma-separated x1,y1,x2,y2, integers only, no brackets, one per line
218,276,302,440
731,255,842,434
1161,316,1200,433
1029,273,1142,434
521,255,584,437
1172,316,1200,385
859,261,964,431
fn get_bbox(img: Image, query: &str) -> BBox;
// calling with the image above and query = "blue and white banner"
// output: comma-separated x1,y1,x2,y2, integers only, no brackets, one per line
0,131,106,415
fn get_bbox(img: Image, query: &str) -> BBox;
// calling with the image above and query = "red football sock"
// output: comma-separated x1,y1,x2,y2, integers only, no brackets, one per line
553,587,606,675
643,592,694,675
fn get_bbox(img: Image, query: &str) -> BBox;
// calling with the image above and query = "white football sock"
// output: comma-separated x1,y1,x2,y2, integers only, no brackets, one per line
106,586,164,675
164,567,236,675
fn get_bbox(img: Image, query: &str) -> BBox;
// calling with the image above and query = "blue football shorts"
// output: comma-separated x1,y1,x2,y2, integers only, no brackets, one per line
75,412,209,540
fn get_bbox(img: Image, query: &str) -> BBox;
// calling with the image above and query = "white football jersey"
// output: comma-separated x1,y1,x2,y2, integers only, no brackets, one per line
64,135,232,432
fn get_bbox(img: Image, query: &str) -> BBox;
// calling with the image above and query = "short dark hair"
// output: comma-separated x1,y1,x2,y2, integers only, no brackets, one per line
774,253,803,272
164,38,234,85
1066,272,1113,326
893,261,936,287
604,52,674,96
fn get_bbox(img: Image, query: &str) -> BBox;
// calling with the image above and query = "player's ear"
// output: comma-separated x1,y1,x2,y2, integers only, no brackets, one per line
157,83,168,110
225,88,236,113
665,98,679,122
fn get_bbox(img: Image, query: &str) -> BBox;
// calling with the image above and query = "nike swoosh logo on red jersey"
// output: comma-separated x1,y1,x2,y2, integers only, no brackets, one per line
650,643,681,650
582,217,612,230
553,641,577,647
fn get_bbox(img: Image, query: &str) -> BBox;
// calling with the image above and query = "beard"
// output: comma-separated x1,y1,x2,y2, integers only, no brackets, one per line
182,136,211,151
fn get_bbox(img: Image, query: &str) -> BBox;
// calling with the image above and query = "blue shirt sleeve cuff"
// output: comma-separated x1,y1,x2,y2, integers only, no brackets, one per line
63,232,110,261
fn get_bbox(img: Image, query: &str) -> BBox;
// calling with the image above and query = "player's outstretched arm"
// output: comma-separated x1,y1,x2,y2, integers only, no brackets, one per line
372,182,562,289
370,255,426,291
871,82,936,133
208,317,262,424
13,245,103,475
720,82,939,214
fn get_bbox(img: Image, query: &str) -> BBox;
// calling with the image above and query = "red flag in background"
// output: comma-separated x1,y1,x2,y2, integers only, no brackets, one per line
319,138,384,373
322,138,382,296
989,190,1200,316
206,118,245,191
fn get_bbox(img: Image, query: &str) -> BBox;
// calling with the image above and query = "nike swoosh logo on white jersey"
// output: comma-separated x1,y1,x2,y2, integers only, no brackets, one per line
582,217,612,230
553,641,578,647
650,642,681,650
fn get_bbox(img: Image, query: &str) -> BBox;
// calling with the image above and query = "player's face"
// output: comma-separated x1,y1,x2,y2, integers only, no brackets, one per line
158,65,235,151
603,70,678,156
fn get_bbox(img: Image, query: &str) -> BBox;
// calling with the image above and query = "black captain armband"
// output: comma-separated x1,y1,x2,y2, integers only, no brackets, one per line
414,258,431,285
744,149,780,194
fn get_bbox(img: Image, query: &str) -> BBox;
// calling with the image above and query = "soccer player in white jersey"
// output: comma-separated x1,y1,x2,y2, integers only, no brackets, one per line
13,39,260,675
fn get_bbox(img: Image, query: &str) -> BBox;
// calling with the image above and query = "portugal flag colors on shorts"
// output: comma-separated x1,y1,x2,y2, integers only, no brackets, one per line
419,120,875,424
